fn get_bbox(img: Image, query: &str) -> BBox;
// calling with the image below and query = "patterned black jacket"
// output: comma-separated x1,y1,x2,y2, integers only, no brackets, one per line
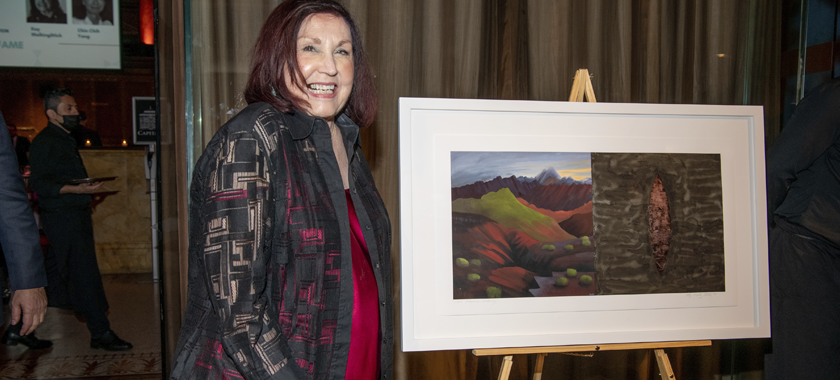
170,103,393,379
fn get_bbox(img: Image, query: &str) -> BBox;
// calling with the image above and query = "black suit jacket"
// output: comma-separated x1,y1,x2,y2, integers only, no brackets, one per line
0,111,47,295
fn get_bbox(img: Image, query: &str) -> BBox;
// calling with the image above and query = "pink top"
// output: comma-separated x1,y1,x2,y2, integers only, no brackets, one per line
344,190,381,379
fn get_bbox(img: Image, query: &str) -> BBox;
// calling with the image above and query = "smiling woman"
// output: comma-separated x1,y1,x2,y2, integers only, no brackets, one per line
170,1,392,379
244,0,376,127
284,13,355,123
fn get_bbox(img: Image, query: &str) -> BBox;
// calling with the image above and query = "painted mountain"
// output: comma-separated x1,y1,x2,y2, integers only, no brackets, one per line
450,152,596,299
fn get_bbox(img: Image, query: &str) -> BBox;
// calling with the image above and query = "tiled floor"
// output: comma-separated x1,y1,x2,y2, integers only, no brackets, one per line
0,274,162,380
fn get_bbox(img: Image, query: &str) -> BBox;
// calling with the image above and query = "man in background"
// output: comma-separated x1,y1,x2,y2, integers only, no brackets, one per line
29,88,132,351
764,79,840,379
0,110,49,349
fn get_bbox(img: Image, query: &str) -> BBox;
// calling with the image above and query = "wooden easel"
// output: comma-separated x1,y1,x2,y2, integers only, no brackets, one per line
473,340,712,380
472,70,712,380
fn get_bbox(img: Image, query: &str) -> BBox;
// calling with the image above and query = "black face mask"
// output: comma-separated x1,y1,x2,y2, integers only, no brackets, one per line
59,115,80,131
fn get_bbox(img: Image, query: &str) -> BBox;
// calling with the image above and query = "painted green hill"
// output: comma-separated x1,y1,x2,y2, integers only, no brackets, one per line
452,188,575,242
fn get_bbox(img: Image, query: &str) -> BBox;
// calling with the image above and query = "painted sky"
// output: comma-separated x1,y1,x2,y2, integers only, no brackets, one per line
451,151,592,187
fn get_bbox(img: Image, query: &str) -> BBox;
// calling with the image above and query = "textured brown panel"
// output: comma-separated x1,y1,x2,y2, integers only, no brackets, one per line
592,153,725,295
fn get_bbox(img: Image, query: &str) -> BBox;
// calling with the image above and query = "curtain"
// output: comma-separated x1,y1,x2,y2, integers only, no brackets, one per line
187,0,283,162
169,0,781,378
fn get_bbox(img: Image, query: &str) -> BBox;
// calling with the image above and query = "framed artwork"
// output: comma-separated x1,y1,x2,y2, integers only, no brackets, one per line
398,98,769,352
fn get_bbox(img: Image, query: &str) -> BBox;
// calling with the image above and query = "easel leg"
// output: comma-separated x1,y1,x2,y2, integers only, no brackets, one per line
654,349,675,380
568,69,586,102
532,353,547,380
497,355,514,380
567,69,597,102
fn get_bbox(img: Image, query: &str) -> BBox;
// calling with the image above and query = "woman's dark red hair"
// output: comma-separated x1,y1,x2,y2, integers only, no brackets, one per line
244,0,377,127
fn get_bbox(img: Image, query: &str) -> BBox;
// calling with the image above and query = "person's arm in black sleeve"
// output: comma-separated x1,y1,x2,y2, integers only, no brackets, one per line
195,126,302,379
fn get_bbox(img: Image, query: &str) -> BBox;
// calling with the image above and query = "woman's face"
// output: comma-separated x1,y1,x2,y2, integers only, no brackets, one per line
284,13,354,122
34,0,52,14
83,0,105,15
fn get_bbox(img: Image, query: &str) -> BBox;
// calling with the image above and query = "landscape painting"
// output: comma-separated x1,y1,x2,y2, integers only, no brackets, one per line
451,151,726,300
451,152,596,299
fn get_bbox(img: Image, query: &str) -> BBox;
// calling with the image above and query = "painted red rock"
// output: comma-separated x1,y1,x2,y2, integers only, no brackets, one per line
649,175,671,273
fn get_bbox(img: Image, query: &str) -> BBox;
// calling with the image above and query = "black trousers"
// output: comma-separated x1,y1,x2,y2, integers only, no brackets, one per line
765,220,840,379
40,207,110,337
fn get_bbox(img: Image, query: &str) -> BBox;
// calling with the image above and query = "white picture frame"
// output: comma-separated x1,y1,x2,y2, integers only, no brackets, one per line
398,97,770,352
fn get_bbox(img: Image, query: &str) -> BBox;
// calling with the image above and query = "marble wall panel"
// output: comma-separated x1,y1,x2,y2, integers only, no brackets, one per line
80,149,154,274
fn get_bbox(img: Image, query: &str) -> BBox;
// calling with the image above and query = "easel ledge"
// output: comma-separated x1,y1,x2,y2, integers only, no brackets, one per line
472,340,711,356
473,340,710,380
